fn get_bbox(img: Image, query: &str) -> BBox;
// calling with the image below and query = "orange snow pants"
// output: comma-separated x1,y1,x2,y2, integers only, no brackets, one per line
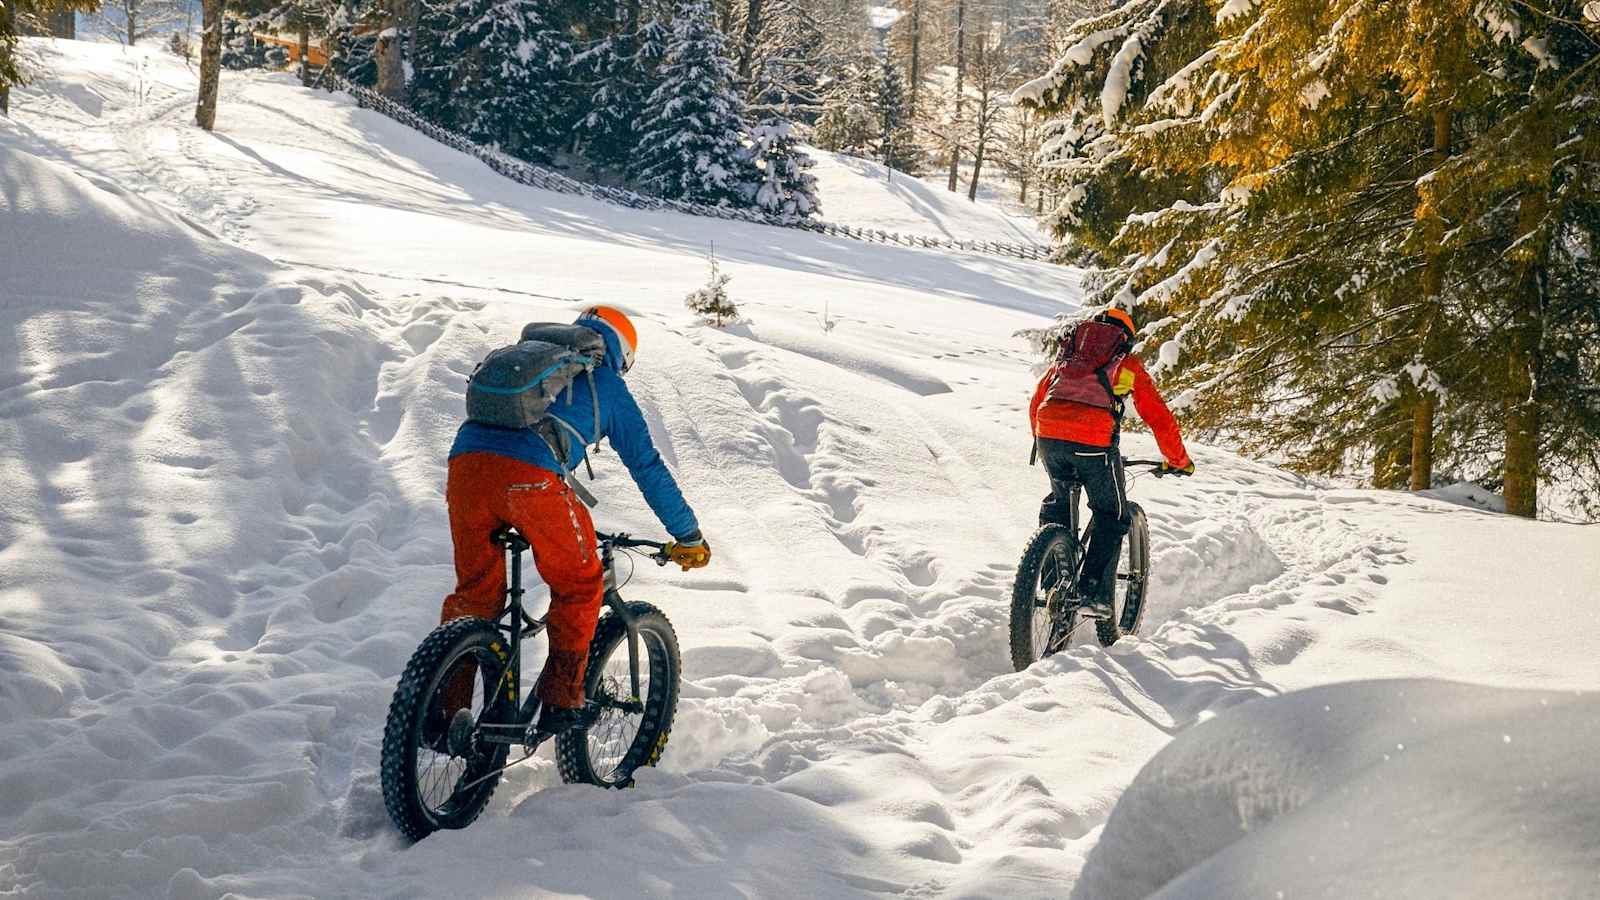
441,452,604,709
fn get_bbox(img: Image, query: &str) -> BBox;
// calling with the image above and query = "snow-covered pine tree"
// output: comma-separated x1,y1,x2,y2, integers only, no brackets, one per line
221,13,272,69
451,0,575,163
685,245,739,325
634,0,756,204
874,50,917,172
748,118,820,218
573,14,670,176
407,0,461,125
320,1,370,84
1016,0,1600,519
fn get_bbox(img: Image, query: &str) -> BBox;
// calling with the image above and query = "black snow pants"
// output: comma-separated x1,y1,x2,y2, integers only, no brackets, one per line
1037,437,1129,601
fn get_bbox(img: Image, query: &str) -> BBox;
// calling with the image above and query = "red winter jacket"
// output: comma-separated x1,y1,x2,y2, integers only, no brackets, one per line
1029,353,1191,468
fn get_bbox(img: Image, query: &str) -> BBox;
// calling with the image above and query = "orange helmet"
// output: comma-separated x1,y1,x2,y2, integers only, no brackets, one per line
577,306,638,373
1099,307,1136,338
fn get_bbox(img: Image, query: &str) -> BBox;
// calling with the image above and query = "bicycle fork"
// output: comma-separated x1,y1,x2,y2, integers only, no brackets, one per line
601,547,644,708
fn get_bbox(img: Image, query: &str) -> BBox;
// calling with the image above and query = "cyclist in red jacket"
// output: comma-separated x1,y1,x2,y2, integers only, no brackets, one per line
1028,308,1193,617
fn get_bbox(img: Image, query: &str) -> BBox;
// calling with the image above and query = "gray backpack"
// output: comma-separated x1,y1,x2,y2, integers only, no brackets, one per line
465,323,609,504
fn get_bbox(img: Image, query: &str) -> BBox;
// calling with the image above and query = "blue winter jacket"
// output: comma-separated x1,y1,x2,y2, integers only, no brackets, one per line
450,321,700,540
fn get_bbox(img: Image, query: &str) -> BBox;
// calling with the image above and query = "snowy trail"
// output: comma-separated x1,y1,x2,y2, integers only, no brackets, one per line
5,41,1598,899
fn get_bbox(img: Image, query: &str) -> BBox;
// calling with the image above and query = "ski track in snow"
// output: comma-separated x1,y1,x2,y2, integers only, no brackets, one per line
5,41,1595,900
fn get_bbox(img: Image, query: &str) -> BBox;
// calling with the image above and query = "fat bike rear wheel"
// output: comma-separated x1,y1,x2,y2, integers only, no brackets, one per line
380,617,514,841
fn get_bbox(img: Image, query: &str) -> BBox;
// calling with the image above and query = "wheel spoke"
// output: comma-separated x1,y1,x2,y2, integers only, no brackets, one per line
585,641,651,782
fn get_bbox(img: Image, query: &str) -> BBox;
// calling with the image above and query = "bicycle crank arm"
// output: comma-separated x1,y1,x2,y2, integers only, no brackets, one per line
595,696,644,715
473,723,536,747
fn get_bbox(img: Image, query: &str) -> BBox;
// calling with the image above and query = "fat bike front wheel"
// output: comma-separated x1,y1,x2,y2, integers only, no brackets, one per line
555,602,681,788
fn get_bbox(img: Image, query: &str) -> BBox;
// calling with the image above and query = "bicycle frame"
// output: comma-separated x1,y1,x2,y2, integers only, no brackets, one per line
481,528,648,741
1051,455,1167,590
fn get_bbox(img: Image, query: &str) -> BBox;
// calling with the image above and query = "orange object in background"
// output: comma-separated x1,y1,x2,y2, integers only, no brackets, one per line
252,32,330,67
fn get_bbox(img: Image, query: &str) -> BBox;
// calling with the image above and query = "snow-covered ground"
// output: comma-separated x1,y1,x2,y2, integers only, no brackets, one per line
805,148,1043,245
3,39,1597,899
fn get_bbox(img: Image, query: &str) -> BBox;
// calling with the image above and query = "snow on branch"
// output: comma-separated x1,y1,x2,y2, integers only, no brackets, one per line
1102,35,1146,129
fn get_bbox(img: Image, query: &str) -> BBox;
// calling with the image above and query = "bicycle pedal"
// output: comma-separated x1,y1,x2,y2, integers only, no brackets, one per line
521,726,552,753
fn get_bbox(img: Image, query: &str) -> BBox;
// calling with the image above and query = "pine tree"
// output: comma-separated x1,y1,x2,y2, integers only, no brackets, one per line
1017,0,1600,518
813,49,878,153
451,0,575,162
874,50,917,171
635,0,755,204
222,13,273,69
745,0,826,123
685,245,739,325
574,15,669,175
748,118,821,218
407,0,461,125
325,1,378,86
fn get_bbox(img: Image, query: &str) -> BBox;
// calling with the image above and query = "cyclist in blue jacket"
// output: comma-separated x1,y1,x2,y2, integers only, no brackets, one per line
440,306,709,738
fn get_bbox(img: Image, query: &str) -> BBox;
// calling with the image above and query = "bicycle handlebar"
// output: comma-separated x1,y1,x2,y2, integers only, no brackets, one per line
1123,457,1189,477
596,532,669,549
1122,458,1167,469
596,532,672,565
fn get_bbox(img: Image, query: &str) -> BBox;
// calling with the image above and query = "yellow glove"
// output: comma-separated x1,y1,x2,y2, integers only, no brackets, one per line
665,535,711,571
1160,459,1196,477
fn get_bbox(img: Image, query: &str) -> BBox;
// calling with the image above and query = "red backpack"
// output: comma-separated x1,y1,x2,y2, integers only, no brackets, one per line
1045,318,1130,417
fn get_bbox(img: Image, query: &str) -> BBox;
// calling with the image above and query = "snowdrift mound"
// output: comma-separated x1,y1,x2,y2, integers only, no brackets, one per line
1075,678,1600,900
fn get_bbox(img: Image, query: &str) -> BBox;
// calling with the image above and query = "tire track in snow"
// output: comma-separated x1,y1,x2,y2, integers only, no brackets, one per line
688,459,1416,895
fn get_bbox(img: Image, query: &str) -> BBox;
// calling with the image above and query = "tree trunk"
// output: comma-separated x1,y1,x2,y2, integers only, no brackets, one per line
1504,189,1548,519
946,0,963,193
128,1,138,45
298,24,311,85
736,0,761,80
1409,106,1453,491
968,140,984,200
967,39,985,202
0,0,12,116
907,0,920,122
375,13,404,99
195,0,223,130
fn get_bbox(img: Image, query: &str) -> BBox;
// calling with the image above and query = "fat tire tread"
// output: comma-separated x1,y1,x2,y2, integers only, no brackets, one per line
554,602,680,788
1009,524,1074,672
1120,505,1151,635
379,617,510,842
1097,503,1149,646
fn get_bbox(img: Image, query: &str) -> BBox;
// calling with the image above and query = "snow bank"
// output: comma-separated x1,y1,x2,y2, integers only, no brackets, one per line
1076,679,1600,899
0,145,461,897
